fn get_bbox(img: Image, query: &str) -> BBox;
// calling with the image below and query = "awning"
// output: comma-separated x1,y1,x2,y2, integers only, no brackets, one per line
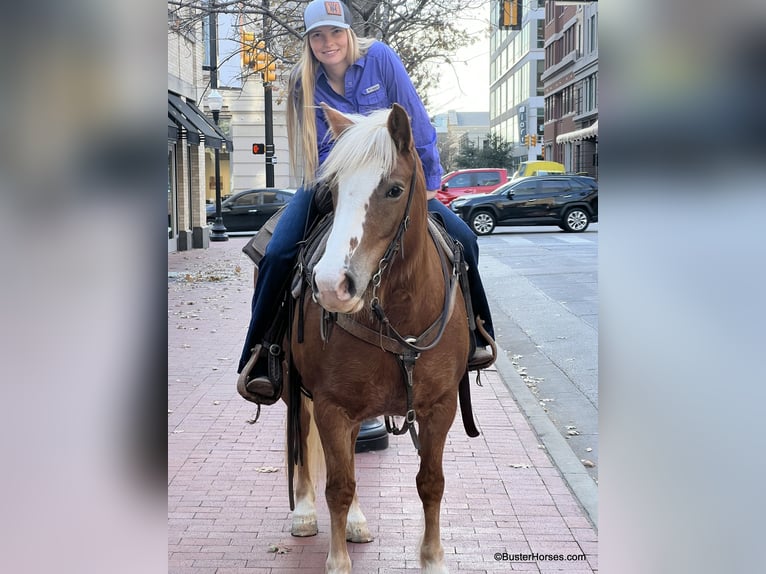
168,92,231,149
556,120,598,144
168,118,179,141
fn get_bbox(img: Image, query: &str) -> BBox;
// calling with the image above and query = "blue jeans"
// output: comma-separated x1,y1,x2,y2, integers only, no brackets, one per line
237,190,495,372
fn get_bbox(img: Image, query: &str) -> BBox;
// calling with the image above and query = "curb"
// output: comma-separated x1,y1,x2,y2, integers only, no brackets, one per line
493,345,599,530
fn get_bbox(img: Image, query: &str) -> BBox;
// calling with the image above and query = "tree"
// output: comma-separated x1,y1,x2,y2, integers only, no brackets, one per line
454,143,481,169
480,132,515,171
453,132,516,171
167,0,486,104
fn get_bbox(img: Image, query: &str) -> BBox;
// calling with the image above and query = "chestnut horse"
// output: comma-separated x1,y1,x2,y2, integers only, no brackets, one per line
287,103,472,573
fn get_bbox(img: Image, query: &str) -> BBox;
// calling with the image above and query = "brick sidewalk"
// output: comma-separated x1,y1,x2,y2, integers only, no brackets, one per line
168,237,598,573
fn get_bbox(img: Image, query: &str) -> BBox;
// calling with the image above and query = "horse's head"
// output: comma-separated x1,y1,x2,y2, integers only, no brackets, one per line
312,103,423,314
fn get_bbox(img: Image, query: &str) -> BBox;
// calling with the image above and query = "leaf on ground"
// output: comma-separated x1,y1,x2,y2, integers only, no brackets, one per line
509,464,531,469
256,466,280,473
581,459,596,468
267,544,291,554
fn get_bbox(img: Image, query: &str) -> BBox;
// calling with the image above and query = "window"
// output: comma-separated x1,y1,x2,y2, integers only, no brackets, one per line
541,180,569,193
448,174,473,187
589,15,597,52
478,173,501,186
234,193,258,207
261,192,279,205
511,181,538,195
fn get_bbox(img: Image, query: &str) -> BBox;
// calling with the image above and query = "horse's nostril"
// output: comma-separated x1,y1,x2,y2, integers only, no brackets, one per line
344,272,356,298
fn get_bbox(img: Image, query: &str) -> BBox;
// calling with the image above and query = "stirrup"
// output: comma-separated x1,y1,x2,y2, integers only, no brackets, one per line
236,345,282,406
468,316,497,371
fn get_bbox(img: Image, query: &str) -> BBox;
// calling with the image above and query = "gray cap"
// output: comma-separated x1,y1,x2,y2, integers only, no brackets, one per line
303,0,353,35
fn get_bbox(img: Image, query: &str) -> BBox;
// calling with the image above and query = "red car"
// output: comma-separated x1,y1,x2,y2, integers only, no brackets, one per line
436,168,508,206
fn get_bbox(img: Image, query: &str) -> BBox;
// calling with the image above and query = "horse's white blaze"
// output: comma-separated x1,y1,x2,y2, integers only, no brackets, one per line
313,167,380,307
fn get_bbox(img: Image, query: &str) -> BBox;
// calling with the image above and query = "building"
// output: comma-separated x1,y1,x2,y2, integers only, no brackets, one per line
167,6,292,252
489,1,547,171
542,1,598,178
433,111,490,172
168,6,231,252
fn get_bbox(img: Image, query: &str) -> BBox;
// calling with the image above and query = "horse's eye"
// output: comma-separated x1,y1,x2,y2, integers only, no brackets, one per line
386,186,404,199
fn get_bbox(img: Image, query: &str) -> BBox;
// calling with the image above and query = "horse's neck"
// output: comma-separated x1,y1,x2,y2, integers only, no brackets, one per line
382,208,443,312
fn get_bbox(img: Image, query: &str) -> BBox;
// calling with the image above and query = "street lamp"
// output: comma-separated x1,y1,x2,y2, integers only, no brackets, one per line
207,89,228,242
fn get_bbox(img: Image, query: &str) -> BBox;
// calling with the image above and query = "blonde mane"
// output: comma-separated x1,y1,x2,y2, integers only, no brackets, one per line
317,108,398,188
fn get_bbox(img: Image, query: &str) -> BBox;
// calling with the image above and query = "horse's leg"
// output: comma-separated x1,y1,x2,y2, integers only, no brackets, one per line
291,396,319,537
345,424,373,543
314,403,356,574
416,403,456,574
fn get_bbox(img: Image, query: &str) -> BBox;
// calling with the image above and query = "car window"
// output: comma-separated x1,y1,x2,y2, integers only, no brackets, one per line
541,180,570,193
233,193,258,207
477,172,500,186
276,192,293,203
571,179,597,190
261,192,280,205
448,173,473,187
510,181,537,195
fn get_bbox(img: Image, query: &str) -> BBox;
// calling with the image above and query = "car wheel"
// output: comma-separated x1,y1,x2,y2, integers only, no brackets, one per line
562,208,590,232
470,211,496,235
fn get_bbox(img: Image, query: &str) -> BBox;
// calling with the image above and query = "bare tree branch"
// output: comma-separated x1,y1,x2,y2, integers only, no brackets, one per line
168,0,488,103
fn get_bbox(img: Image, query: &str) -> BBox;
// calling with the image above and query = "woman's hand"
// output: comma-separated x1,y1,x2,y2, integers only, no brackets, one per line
426,189,438,201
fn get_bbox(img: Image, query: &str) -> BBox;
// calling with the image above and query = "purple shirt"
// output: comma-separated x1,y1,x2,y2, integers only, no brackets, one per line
311,41,443,191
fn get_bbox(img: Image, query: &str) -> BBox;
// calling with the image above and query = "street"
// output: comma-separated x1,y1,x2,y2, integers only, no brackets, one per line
478,224,598,482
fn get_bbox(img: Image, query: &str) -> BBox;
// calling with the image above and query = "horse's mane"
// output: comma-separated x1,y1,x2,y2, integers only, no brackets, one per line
317,108,398,188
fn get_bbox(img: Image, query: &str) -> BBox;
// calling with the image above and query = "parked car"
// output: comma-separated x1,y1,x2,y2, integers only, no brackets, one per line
450,175,598,235
206,188,295,232
436,168,508,206
510,160,566,180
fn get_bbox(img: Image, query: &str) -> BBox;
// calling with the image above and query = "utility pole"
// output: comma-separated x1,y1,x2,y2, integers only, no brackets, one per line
263,0,275,187
208,3,228,241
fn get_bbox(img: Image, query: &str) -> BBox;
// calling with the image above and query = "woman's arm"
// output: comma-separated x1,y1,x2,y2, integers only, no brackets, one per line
375,44,443,192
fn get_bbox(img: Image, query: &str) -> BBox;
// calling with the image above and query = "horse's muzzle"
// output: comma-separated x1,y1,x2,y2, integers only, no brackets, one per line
312,269,361,313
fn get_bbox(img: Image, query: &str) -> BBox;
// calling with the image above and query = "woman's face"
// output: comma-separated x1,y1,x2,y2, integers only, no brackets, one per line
308,26,349,68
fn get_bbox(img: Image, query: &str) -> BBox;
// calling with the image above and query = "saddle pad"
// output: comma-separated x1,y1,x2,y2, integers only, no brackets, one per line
241,205,288,266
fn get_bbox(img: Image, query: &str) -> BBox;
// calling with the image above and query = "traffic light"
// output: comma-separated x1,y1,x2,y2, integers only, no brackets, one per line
262,60,277,83
523,134,529,146
530,135,537,146
241,31,256,68
500,1,521,30
252,143,265,155
254,41,268,71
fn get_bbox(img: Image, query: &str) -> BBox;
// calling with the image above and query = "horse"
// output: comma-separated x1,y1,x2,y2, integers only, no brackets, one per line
285,103,474,574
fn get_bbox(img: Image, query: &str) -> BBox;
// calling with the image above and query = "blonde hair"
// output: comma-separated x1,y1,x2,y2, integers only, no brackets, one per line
287,29,376,186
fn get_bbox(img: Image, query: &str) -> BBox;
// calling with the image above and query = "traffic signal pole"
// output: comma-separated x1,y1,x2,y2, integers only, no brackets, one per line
263,0,274,187
264,82,274,187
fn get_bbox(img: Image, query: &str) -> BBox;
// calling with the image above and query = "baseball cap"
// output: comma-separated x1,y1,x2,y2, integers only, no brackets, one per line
303,0,353,35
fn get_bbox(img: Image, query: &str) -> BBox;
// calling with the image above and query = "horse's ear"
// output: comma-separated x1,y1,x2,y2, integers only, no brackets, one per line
387,103,413,154
321,102,355,140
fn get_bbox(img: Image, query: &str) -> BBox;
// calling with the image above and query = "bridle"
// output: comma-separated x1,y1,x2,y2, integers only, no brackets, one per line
333,149,463,449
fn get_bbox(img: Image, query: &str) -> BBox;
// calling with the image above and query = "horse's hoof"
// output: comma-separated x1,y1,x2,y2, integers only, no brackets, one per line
346,524,374,543
291,517,318,537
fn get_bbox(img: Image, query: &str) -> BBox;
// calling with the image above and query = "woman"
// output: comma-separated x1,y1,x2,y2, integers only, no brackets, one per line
238,0,494,404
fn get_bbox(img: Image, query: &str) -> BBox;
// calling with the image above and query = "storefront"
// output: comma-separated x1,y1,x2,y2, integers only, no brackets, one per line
555,120,598,180
167,91,230,252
